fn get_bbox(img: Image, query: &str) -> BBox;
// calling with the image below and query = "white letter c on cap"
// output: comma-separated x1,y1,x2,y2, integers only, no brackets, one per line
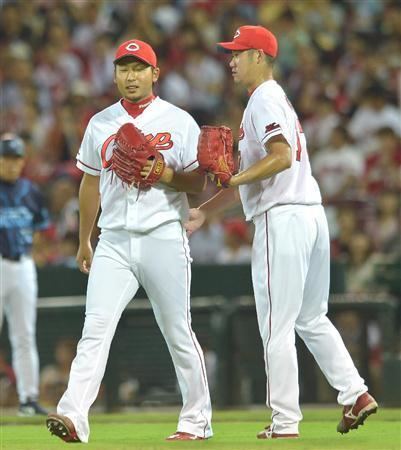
126,42,140,52
234,29,240,39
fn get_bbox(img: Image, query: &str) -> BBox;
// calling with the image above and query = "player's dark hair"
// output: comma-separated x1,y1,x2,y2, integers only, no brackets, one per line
264,54,275,67
247,50,274,67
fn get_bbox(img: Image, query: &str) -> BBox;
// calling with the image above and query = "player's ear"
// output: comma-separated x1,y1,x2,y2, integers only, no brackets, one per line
152,67,160,83
256,49,264,64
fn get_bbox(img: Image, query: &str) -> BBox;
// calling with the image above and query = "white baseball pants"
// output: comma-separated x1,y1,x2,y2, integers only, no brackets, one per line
0,256,40,403
57,221,212,442
252,204,367,434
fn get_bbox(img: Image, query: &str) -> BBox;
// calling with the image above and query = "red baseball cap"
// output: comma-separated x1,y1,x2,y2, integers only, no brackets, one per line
114,39,157,67
217,25,278,58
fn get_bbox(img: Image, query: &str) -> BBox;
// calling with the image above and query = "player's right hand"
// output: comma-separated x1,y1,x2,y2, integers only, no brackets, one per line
184,208,206,236
76,242,93,274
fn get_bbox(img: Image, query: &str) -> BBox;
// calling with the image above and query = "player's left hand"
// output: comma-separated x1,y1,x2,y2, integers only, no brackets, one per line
184,208,206,236
140,160,155,179
140,160,173,184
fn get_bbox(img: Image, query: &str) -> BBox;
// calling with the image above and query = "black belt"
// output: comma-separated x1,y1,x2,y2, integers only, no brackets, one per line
1,255,22,261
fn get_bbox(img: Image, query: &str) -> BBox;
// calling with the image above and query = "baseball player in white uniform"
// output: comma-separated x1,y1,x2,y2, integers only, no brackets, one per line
47,39,212,443
186,26,377,438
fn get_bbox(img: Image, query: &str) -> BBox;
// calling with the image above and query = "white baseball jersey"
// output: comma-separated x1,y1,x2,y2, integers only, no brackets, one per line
63,96,212,442
238,80,321,220
242,81,367,435
312,145,364,198
76,96,200,232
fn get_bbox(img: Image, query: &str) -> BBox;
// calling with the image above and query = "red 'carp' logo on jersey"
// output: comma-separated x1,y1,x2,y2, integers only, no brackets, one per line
265,122,280,134
238,126,244,140
146,132,173,150
101,132,173,168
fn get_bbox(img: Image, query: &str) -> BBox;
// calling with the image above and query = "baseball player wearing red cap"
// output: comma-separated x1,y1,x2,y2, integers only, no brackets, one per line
186,25,377,439
46,39,212,443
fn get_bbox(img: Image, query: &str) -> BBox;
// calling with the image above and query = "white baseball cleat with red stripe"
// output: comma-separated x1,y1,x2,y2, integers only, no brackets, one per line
257,425,299,439
337,392,378,434
166,431,205,441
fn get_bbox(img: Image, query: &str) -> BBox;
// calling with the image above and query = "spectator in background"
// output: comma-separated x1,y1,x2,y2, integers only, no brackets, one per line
345,232,383,295
42,105,82,164
364,127,401,196
333,311,364,373
216,218,252,265
160,64,191,110
87,33,116,96
189,217,225,264
56,195,79,241
303,97,341,152
47,176,79,239
31,227,59,268
54,232,79,269
348,87,401,147
367,191,400,254
184,44,226,124
40,337,77,407
312,126,364,202
1,49,35,132
331,207,359,261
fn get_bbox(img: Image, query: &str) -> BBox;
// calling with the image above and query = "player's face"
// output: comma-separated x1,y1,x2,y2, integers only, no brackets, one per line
229,50,253,84
229,50,259,87
114,58,160,102
0,156,25,182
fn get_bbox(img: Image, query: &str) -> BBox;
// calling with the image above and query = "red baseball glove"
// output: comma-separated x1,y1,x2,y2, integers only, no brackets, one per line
111,123,165,189
197,126,234,187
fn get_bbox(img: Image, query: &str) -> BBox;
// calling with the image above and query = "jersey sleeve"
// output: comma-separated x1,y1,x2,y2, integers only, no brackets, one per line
181,116,200,172
251,96,292,150
76,120,102,176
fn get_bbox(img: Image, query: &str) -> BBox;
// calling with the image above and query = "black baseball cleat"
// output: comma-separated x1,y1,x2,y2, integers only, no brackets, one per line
18,399,48,416
47,413,81,443
337,392,378,434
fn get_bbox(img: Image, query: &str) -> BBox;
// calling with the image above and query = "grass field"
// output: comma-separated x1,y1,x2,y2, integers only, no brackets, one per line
0,407,400,450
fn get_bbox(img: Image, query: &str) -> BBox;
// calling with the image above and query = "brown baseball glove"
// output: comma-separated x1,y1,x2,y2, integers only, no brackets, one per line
197,126,234,187
111,123,165,188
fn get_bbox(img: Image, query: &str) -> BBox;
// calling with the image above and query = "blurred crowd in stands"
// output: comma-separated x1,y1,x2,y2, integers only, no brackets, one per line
1,0,400,297
1,0,400,409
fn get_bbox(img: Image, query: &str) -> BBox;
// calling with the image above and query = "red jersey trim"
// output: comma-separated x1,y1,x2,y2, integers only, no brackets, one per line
76,158,101,171
264,211,273,408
